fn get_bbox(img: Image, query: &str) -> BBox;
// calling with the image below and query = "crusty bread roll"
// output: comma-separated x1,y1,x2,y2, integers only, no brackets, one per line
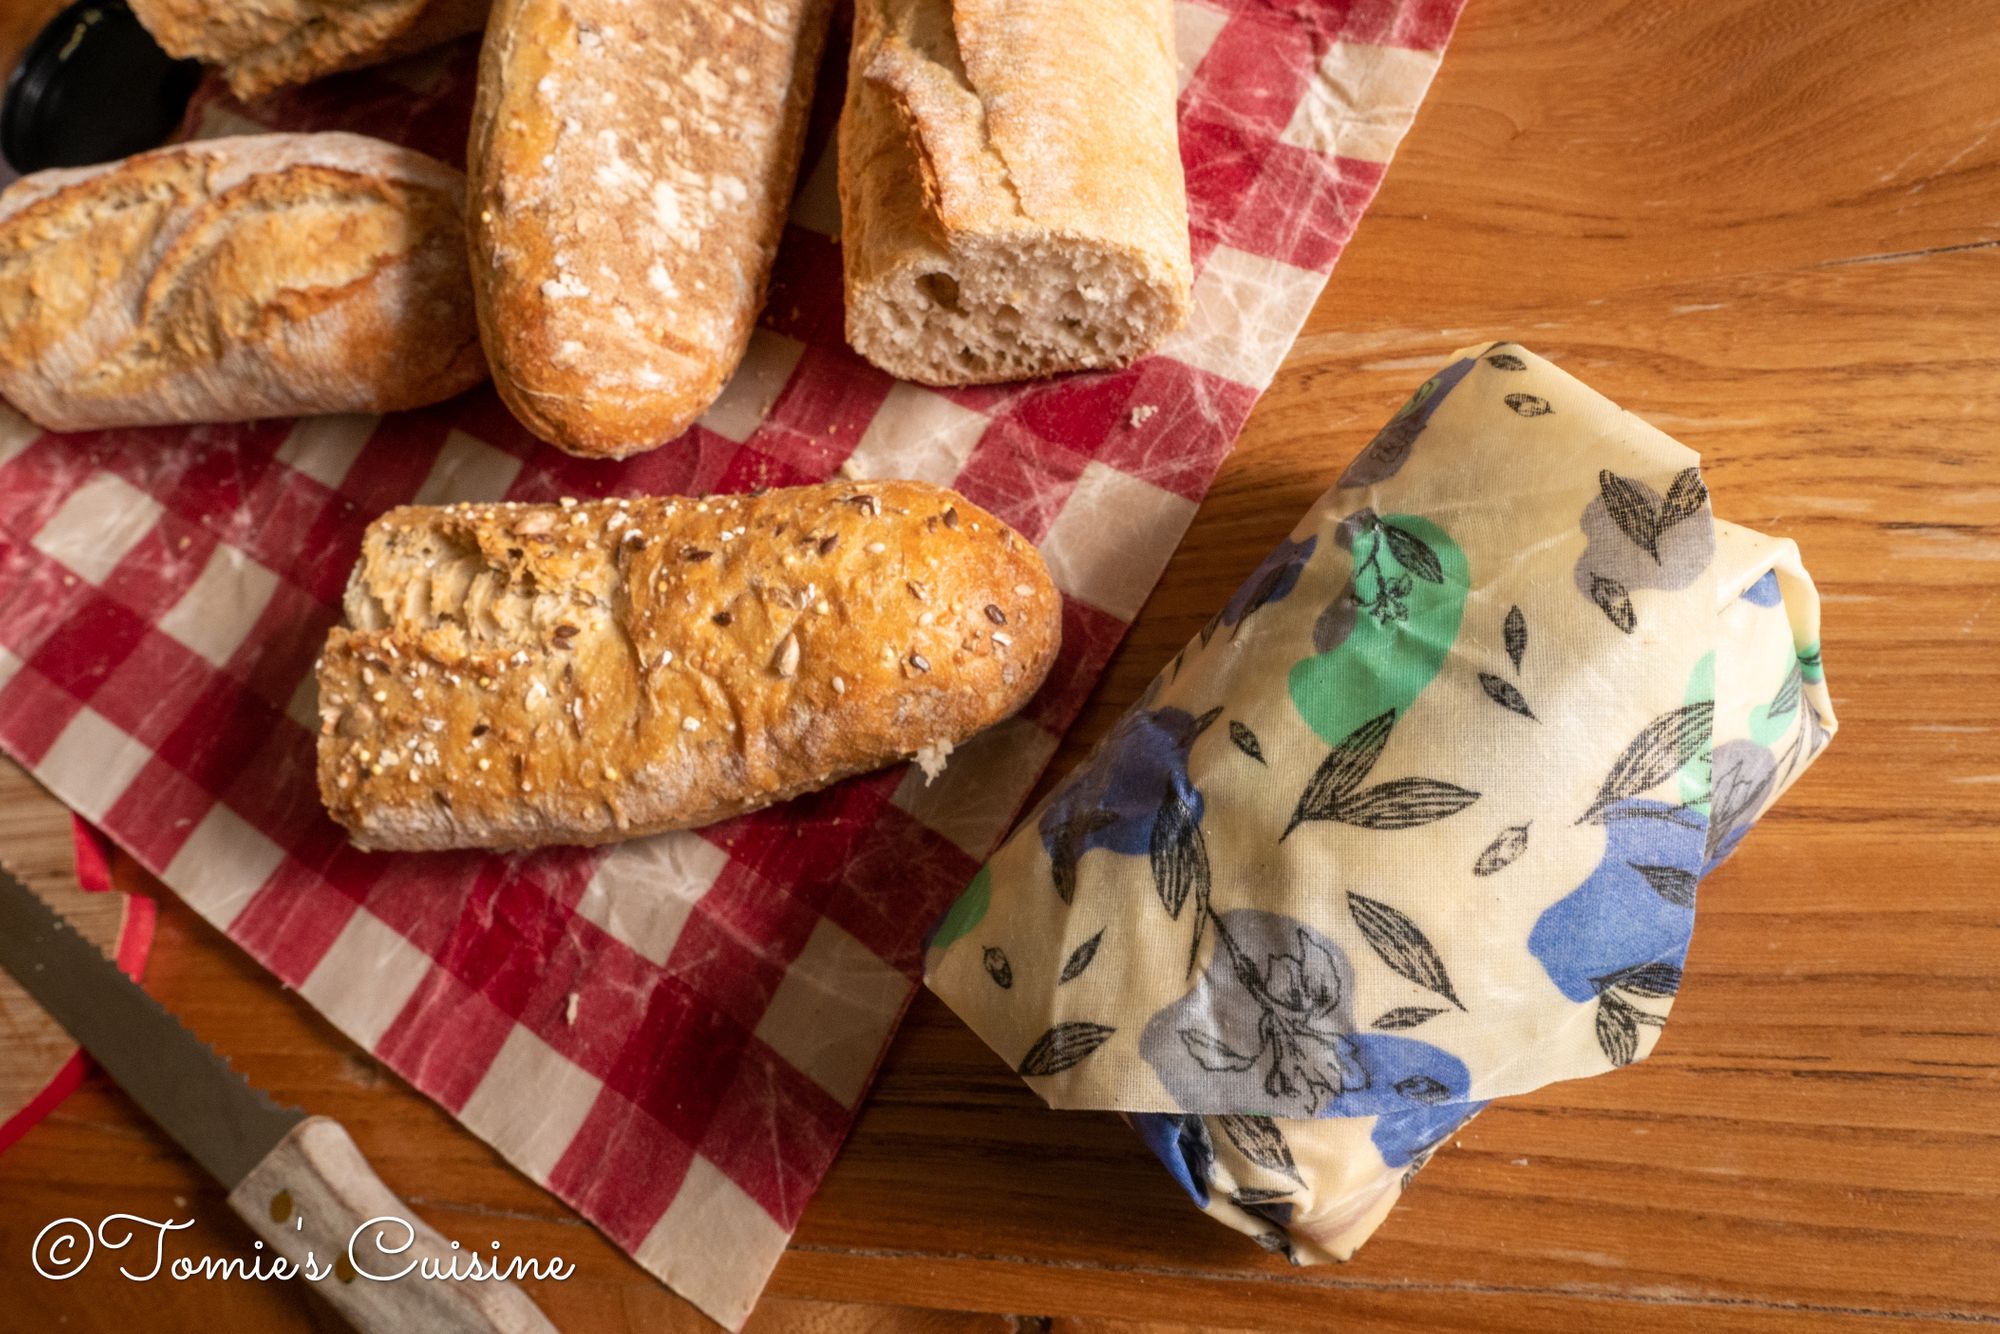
466,0,833,459
839,0,1192,385
318,480,1061,850
0,133,486,432
129,0,492,101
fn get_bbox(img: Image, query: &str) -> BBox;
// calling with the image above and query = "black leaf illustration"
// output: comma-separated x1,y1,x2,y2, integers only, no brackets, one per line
1180,1027,1256,1073
1051,840,1079,905
1595,992,1642,1067
1581,701,1714,823
1771,662,1803,719
1478,672,1537,721
1505,393,1553,417
1631,862,1697,908
1330,778,1480,831
1199,612,1222,648
1590,573,1637,634
1185,879,1211,980
1059,929,1104,984
1049,808,1117,904
1018,1021,1117,1077
1598,469,1662,560
1373,1005,1448,1030
1394,1073,1453,1105
1348,892,1464,1009
1228,720,1266,764
1150,789,1209,921
1708,761,1777,864
982,947,1013,989
1776,727,1806,784
1660,466,1708,528
1192,705,1225,737
1284,710,1395,835
1598,961,1682,998
1165,649,1185,684
1232,564,1292,637
1216,1114,1303,1182
1599,802,1705,830
1486,352,1527,371
1472,823,1531,876
1381,523,1444,583
1231,1187,1295,1206
1806,696,1832,760
1504,604,1527,671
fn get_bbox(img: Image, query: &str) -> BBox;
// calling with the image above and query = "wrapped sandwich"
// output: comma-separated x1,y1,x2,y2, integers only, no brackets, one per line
925,344,1837,1260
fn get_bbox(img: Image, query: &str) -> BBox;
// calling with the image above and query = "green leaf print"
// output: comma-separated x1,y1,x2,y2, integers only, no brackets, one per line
931,865,991,950
1679,652,1716,812
1288,515,1470,747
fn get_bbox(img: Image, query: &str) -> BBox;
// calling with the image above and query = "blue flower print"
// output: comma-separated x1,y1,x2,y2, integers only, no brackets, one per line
1741,570,1782,607
1140,911,1361,1115
1220,535,1317,635
1141,911,1476,1134
1704,740,1776,874
1572,466,1715,635
1038,705,1218,902
1132,1111,1215,1206
1340,1033,1486,1168
1528,798,1707,1005
1338,356,1478,489
1174,912,1366,1113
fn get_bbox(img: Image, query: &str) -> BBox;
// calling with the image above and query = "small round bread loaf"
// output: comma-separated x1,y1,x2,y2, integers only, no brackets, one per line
319,480,1063,851
0,133,486,432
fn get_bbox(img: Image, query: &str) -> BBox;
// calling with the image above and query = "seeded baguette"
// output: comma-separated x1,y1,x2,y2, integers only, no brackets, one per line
318,480,1061,851
839,0,1191,385
0,133,485,432
467,0,833,458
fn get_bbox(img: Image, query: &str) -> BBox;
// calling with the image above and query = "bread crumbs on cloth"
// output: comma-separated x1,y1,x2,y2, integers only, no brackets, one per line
914,738,954,784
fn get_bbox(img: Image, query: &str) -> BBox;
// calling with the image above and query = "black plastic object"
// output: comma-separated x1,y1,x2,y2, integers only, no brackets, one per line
2,0,201,175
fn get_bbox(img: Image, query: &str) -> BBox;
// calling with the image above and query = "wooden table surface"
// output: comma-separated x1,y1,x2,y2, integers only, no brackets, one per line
3,0,1997,1329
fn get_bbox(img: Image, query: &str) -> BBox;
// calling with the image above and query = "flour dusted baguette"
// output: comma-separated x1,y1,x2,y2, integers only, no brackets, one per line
0,133,485,433
467,0,833,459
839,0,1192,385
129,0,492,101
318,480,1061,850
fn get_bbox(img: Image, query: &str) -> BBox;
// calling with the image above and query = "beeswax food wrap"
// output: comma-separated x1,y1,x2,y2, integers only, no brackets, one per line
927,344,1837,1262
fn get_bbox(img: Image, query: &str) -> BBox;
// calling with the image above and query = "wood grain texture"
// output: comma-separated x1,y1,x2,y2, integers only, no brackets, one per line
0,756,131,1125
1,0,1996,1328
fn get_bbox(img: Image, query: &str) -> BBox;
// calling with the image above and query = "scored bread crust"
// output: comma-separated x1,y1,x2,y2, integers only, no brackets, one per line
128,0,493,101
318,480,1062,851
839,0,1192,385
0,133,486,432
467,0,834,459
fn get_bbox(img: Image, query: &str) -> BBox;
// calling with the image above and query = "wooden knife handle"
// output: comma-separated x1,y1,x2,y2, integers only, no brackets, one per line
226,1116,556,1333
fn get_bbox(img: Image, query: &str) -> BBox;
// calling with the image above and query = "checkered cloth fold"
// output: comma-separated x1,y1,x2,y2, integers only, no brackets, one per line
0,3,1461,1325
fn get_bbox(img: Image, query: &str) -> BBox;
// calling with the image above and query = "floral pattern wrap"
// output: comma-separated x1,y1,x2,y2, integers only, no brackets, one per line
925,344,1838,1263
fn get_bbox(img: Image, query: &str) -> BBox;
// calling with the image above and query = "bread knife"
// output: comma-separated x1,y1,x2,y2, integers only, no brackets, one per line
0,867,555,1332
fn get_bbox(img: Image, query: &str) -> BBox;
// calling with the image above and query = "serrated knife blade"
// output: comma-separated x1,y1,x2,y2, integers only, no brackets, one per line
0,864,301,1187
0,864,554,1332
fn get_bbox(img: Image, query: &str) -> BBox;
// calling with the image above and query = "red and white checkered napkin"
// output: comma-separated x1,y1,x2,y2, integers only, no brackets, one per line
0,2,1461,1324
